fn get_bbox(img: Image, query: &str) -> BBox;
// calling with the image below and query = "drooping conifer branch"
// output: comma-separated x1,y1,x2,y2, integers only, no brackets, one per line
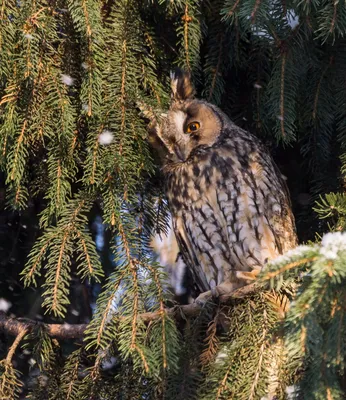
279,50,287,138
226,0,240,18
261,256,318,279
208,34,223,102
329,0,338,35
0,325,28,399
215,364,232,400
182,3,192,73
5,326,28,364
0,283,259,339
312,56,334,120
251,0,261,24
199,308,220,367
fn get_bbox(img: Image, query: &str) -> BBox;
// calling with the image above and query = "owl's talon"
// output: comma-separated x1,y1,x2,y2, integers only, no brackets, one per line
210,287,220,298
195,286,225,307
195,290,213,307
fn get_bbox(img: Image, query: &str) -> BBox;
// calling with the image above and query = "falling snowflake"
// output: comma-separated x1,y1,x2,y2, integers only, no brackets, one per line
99,130,114,145
61,74,74,86
82,104,90,113
254,83,262,89
215,350,228,365
101,356,118,370
24,33,34,40
277,115,284,121
0,298,12,312
287,9,299,30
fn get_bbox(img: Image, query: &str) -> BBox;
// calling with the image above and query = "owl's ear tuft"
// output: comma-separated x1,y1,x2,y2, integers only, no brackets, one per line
170,68,195,101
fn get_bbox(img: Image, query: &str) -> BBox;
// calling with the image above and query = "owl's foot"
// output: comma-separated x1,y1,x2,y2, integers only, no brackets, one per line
195,290,213,307
211,281,240,298
195,282,238,307
195,281,259,307
235,270,260,281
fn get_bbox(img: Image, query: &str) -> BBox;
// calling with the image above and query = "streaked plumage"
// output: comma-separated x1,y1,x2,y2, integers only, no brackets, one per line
149,70,297,296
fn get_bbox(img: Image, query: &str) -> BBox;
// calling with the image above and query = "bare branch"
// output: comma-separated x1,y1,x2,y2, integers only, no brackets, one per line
0,283,259,339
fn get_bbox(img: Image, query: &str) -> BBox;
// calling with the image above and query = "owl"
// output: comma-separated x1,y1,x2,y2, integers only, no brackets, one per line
147,69,297,300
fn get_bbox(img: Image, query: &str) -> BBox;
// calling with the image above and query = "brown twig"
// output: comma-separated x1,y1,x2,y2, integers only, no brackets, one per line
0,283,258,339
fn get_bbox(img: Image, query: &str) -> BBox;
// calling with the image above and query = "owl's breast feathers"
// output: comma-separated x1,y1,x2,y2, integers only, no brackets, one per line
164,127,297,293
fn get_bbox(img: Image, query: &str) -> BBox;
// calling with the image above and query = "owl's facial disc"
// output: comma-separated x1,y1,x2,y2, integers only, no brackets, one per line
165,101,222,162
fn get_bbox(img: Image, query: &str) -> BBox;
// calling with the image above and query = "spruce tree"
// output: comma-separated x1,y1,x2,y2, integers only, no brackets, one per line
1,1,346,399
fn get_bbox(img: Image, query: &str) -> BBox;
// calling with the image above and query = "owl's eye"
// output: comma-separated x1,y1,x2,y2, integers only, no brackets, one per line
186,121,200,134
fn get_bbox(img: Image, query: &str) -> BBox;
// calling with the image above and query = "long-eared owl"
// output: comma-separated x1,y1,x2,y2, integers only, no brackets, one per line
148,70,297,297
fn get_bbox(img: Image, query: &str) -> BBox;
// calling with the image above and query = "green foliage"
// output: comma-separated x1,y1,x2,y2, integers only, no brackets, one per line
21,195,103,317
2,0,346,399
314,192,346,232
199,292,290,400
262,232,346,399
0,361,23,400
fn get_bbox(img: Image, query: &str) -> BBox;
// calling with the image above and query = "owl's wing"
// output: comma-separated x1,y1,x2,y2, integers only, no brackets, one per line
254,150,298,256
171,184,246,294
270,162,298,252
172,215,212,294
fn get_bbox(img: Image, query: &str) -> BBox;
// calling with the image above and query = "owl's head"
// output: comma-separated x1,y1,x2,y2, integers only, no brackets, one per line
147,70,228,164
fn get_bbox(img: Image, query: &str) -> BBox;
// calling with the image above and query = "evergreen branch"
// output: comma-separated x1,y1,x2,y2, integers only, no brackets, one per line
0,283,259,339
249,307,267,399
132,343,150,373
9,120,27,181
119,38,127,155
329,0,338,35
116,223,151,372
77,232,92,275
251,0,262,23
75,230,103,281
52,230,69,314
5,326,28,365
93,270,127,347
176,0,201,75
227,0,241,18
117,225,139,348
312,56,334,120
200,308,220,367
266,21,282,47
0,325,28,399
81,0,92,37
141,260,168,369
26,242,50,282
66,354,79,400
280,50,287,138
0,312,86,339
88,115,115,184
90,135,100,184
207,34,223,102
67,0,104,117
261,257,318,280
182,3,192,73
21,230,60,286
215,363,232,400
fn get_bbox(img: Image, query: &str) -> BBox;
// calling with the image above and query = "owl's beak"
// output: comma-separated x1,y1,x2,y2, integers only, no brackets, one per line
174,144,189,162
